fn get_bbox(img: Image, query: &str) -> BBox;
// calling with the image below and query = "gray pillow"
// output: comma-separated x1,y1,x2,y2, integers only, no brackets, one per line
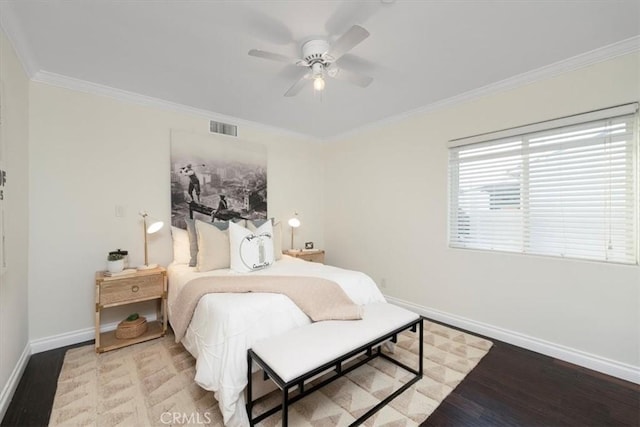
211,221,230,231
247,218,272,228
185,219,199,267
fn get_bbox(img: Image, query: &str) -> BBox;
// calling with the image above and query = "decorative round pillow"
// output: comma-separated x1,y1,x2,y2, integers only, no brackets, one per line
229,220,274,272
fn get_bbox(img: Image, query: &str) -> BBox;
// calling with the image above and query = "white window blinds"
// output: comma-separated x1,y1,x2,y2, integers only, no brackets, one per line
448,106,639,264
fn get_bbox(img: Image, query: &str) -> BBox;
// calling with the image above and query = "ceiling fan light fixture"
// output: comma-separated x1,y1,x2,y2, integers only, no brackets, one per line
313,76,326,91
311,62,326,91
249,25,372,97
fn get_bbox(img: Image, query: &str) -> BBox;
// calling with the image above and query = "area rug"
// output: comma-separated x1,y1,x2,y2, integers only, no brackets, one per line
49,320,492,426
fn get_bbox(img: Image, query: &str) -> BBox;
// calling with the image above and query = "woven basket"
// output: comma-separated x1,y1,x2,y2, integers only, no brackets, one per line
115,316,147,339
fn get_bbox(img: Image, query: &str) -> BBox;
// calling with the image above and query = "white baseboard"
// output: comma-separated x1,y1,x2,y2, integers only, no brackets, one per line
30,314,156,354
0,342,30,422
385,295,640,385
30,325,101,354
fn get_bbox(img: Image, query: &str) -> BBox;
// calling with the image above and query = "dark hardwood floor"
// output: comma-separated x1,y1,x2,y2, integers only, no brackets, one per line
423,337,639,426
1,340,91,427
2,323,638,427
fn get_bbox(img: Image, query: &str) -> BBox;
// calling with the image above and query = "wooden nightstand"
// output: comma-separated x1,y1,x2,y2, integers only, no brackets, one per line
284,249,325,263
94,267,167,353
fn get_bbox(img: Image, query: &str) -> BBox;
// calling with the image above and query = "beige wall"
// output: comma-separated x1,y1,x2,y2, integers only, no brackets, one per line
27,83,322,340
0,29,30,417
324,53,640,370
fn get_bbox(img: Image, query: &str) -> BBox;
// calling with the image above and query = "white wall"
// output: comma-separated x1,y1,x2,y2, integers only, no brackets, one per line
0,29,30,418
28,83,322,340
324,53,640,374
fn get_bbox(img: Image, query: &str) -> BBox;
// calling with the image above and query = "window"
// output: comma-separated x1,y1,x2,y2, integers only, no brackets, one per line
448,104,639,264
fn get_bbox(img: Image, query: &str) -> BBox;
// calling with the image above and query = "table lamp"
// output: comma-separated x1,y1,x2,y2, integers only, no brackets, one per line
288,213,301,250
138,211,164,270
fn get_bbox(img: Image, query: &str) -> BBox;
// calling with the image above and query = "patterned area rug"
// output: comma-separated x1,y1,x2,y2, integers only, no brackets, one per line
49,320,492,426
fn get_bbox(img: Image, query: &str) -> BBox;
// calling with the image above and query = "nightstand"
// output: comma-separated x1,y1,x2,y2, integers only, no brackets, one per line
94,267,167,353
284,249,325,263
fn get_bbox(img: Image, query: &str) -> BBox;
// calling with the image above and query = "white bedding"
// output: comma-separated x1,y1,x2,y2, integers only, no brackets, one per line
167,255,386,427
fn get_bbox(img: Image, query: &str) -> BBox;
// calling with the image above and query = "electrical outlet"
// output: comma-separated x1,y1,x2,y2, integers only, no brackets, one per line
380,278,387,289
115,205,126,218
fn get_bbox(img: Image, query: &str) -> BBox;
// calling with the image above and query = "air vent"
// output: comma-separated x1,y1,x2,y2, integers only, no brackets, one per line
209,120,237,137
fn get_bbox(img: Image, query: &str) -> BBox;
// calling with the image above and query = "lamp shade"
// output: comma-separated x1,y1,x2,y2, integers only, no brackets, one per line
146,219,164,234
288,217,301,228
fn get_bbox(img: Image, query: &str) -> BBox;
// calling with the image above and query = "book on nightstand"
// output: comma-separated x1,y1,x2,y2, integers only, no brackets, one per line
103,268,137,277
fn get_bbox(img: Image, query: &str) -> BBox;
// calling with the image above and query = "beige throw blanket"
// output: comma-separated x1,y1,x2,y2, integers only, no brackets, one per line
172,275,363,342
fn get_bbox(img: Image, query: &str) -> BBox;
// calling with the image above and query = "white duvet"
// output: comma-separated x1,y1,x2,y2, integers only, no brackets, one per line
167,255,386,427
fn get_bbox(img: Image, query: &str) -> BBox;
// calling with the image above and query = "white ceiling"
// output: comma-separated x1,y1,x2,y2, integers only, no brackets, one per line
2,0,639,139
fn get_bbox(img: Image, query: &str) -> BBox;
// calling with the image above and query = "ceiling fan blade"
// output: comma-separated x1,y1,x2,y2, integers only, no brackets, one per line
248,49,302,65
324,25,370,62
329,67,373,88
284,73,311,97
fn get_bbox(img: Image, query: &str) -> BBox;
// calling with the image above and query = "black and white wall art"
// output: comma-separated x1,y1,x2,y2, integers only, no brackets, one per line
170,131,267,229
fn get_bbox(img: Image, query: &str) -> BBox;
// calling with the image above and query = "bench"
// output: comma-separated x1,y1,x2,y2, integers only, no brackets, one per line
246,302,424,426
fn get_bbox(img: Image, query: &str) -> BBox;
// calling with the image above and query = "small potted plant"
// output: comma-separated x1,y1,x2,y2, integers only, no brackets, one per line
107,252,124,273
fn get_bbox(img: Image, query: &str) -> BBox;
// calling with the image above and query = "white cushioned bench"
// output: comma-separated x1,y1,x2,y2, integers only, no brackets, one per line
247,302,423,426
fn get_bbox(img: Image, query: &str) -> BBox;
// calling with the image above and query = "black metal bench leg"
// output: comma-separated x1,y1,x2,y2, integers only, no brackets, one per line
282,387,289,427
419,318,424,375
247,352,254,426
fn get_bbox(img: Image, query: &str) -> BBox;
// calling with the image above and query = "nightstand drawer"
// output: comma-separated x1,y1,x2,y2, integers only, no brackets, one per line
99,274,163,306
284,250,325,263
301,252,324,263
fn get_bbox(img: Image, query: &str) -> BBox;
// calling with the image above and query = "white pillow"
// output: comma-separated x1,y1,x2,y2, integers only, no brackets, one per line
247,219,283,260
171,226,191,265
195,220,230,271
229,221,274,273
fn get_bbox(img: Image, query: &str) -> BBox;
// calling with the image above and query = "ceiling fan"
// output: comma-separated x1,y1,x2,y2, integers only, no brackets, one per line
248,25,373,97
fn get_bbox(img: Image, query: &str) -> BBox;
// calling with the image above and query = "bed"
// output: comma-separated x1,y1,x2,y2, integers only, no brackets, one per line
168,222,386,427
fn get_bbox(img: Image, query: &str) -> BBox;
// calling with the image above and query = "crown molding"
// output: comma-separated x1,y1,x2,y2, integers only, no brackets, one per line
30,70,321,143
0,2,39,78
327,36,640,143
